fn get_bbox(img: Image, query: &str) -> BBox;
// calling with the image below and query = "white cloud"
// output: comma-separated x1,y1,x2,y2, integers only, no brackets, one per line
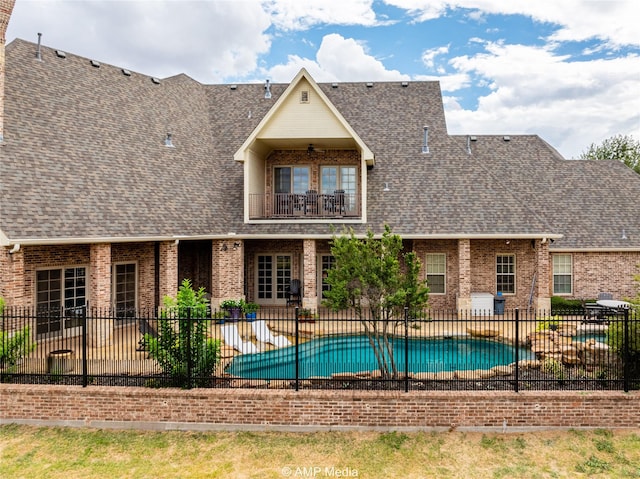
444,42,640,158
384,0,640,47
263,0,381,30
263,34,410,83
7,0,272,83
421,45,449,70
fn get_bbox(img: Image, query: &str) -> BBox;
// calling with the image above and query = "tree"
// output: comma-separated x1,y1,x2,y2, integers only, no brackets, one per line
580,134,640,174
146,279,220,387
322,225,429,378
606,265,640,388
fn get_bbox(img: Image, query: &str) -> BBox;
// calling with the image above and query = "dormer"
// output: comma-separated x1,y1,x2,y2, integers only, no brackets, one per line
234,69,374,223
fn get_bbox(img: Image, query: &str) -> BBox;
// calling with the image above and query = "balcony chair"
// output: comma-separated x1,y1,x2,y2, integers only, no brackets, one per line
304,190,319,215
286,279,302,306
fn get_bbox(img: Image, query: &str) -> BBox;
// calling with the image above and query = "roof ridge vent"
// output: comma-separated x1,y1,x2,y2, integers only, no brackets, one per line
122,69,131,76
55,50,66,59
90,60,100,68
421,126,429,154
35,33,42,61
264,79,272,99
151,77,160,84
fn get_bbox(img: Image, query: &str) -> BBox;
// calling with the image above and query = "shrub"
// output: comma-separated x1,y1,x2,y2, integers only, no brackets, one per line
550,296,585,313
0,326,36,373
536,315,561,331
146,279,220,387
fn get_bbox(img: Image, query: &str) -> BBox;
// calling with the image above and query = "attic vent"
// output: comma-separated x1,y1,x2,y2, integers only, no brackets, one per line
331,83,338,88
122,69,131,76
401,81,409,87
35,33,42,61
55,50,67,59
503,136,511,141
230,84,237,90
422,126,429,154
264,79,272,99
300,90,309,103
366,82,373,88
90,60,101,68
151,77,160,84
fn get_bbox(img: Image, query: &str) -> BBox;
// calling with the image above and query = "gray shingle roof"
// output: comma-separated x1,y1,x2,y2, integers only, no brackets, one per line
1,39,638,250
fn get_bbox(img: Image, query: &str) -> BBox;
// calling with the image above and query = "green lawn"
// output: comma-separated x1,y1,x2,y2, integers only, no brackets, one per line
1,425,639,478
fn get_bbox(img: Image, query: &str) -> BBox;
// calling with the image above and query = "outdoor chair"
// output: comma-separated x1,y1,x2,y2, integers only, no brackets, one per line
333,189,346,214
220,324,259,354
137,318,158,351
286,279,302,306
304,190,319,215
251,320,292,348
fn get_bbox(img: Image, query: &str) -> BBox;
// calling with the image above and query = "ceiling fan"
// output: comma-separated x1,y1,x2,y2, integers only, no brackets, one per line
307,144,326,154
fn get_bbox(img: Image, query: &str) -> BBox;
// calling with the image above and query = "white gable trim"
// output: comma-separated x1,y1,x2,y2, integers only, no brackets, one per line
233,68,374,166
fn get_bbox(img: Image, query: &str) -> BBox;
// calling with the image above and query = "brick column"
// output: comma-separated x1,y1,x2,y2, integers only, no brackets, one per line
456,239,471,311
302,239,317,309
211,239,244,307
0,247,25,308
158,241,179,304
534,239,551,313
89,243,112,347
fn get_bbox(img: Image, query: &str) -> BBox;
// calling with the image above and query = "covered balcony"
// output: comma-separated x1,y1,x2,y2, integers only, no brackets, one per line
249,190,360,219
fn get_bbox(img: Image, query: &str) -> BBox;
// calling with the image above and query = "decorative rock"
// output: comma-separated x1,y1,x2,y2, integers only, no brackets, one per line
433,371,456,380
413,372,437,380
331,372,359,380
466,327,500,338
491,365,514,376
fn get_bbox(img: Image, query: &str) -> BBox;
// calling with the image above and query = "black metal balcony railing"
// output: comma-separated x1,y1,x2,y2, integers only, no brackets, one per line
1,306,638,392
249,192,360,219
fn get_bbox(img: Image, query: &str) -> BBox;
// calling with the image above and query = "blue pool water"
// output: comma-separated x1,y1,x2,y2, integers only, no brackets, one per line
225,334,534,379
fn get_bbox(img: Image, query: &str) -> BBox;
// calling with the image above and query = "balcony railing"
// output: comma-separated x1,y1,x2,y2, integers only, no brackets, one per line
249,192,360,219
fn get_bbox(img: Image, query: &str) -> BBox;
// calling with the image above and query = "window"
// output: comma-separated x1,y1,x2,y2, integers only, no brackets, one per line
321,166,357,213
275,166,309,194
425,253,446,294
553,254,572,295
496,255,515,294
114,263,136,317
319,255,335,297
36,266,86,336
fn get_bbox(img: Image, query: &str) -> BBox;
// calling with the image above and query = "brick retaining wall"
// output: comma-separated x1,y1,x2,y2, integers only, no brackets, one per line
1,385,638,432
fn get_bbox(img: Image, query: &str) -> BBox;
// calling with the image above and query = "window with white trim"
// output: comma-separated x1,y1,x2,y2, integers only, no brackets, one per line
552,254,572,295
496,254,516,294
425,253,446,294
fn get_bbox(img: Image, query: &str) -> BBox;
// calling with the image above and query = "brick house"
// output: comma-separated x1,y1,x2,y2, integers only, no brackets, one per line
1,1,638,340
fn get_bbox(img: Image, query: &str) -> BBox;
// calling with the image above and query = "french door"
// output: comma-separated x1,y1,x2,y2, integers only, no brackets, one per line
256,254,292,305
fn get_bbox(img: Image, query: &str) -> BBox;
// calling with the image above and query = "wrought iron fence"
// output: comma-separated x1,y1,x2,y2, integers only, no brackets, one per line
1,305,638,391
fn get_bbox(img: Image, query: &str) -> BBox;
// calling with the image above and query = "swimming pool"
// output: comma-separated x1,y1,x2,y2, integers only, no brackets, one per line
225,334,534,379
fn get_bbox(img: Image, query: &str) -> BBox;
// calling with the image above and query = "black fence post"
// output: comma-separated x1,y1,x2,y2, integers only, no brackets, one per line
404,306,409,393
623,307,630,393
514,308,519,393
81,306,88,387
186,307,192,390
295,306,300,391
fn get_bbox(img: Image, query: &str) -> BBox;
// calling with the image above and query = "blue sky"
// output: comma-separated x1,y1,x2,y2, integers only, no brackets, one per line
5,0,640,159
